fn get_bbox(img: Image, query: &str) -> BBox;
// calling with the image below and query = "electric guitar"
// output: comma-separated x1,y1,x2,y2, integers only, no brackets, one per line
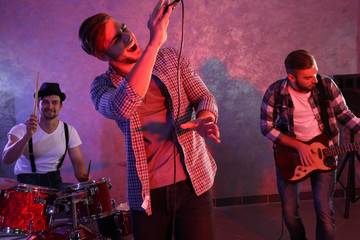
275,134,360,181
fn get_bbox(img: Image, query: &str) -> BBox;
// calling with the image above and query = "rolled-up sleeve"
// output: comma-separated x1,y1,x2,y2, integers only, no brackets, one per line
179,51,218,121
260,86,284,144
90,73,143,120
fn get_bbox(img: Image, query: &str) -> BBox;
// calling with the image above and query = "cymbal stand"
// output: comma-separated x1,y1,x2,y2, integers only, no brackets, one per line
336,133,360,218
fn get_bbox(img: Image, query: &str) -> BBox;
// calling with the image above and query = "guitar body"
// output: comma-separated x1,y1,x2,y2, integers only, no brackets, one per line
275,134,337,181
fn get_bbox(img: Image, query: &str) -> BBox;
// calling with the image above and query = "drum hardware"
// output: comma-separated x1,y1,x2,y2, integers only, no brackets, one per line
97,203,102,213
24,222,106,240
114,202,131,236
28,220,33,232
45,205,57,216
83,197,92,205
114,210,131,235
88,187,98,196
34,196,47,205
53,190,89,240
111,199,116,209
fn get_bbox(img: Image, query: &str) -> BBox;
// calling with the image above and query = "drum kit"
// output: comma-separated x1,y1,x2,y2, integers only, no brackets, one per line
0,177,131,240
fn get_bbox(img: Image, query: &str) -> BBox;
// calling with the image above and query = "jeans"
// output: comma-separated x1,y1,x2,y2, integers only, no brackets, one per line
276,168,336,240
17,171,63,191
130,179,214,240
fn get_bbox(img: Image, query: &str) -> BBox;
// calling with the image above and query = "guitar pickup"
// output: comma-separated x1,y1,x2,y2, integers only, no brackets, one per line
317,148,323,159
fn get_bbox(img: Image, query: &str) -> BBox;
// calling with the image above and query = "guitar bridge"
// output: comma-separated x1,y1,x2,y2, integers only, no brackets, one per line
324,157,336,168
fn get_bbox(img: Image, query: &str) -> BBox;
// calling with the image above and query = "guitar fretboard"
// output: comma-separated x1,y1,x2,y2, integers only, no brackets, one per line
323,142,360,157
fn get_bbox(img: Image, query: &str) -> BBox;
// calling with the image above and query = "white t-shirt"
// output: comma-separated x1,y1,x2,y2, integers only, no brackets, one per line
288,86,322,141
8,121,82,175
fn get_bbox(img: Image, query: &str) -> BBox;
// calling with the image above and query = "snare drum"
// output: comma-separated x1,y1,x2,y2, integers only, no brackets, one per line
64,177,115,223
0,184,58,234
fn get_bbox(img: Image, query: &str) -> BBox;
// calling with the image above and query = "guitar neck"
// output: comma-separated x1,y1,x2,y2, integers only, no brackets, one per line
323,142,360,157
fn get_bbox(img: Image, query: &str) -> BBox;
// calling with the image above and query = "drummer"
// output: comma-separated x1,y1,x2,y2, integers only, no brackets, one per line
2,82,89,191
3,82,122,240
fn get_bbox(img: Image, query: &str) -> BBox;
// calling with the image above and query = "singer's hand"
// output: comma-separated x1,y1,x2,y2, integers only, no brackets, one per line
180,116,221,143
147,0,173,48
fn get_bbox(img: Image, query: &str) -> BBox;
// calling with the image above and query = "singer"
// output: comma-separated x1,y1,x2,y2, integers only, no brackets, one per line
78,0,220,239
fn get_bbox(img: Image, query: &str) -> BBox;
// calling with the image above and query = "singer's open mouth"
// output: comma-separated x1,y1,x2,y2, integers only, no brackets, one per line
128,43,138,52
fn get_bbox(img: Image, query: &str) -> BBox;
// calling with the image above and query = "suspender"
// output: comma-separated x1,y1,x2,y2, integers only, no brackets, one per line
57,123,69,170
28,122,69,173
28,139,36,173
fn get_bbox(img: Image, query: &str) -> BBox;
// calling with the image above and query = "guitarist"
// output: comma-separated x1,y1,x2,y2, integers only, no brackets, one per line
260,50,360,240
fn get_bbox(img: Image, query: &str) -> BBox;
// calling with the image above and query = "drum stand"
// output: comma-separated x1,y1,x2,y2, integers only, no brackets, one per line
336,133,360,218
68,192,86,240
63,190,96,240
30,191,91,240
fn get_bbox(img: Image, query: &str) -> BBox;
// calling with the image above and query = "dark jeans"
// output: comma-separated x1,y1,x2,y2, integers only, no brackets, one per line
130,179,215,240
276,168,336,240
17,171,63,191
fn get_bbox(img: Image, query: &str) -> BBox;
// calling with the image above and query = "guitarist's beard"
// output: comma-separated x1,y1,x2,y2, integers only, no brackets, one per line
290,77,316,93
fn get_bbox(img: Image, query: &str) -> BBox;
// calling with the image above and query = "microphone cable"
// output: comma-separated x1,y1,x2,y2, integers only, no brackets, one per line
172,0,184,237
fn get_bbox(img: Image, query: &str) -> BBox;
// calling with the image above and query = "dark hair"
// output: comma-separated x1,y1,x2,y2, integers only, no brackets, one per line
284,50,316,74
78,13,111,57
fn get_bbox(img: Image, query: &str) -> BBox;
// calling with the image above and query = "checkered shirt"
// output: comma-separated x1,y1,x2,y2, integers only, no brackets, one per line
260,75,360,147
90,47,218,215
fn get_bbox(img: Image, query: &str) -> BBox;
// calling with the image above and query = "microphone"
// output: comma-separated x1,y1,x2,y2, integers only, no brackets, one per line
165,0,181,12
147,0,181,28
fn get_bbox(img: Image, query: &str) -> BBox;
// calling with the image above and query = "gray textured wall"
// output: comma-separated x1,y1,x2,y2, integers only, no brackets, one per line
0,0,359,204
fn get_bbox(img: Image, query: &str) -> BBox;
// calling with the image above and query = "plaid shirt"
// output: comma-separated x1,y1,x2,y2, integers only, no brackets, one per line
260,75,360,147
90,47,218,215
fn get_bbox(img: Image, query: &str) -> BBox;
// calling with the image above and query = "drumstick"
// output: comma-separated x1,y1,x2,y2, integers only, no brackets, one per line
87,160,92,180
34,72,40,115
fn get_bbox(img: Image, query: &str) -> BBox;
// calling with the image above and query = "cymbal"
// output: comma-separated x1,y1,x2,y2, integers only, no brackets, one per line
0,177,18,190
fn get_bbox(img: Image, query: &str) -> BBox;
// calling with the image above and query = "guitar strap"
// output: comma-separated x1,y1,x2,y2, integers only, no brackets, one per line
28,122,69,173
316,74,331,138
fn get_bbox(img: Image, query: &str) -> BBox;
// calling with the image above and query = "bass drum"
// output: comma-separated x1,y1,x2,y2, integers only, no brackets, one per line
0,184,58,234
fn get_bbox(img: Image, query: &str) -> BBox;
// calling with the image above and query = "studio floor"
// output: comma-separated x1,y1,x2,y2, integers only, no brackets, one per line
1,197,360,239
214,197,360,240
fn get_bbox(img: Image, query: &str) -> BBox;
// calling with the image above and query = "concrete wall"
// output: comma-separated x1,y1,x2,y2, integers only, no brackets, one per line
0,0,359,205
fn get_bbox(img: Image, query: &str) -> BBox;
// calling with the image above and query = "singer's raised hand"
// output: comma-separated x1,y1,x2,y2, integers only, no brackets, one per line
148,0,173,48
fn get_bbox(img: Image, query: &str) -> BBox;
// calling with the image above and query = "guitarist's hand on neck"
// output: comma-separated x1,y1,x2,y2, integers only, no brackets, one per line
280,135,316,166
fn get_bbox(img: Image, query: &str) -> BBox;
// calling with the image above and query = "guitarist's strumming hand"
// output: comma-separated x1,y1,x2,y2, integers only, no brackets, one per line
279,135,316,167
295,142,317,167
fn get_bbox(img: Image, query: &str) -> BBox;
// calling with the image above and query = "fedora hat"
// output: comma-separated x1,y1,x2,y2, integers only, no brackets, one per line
35,82,66,101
